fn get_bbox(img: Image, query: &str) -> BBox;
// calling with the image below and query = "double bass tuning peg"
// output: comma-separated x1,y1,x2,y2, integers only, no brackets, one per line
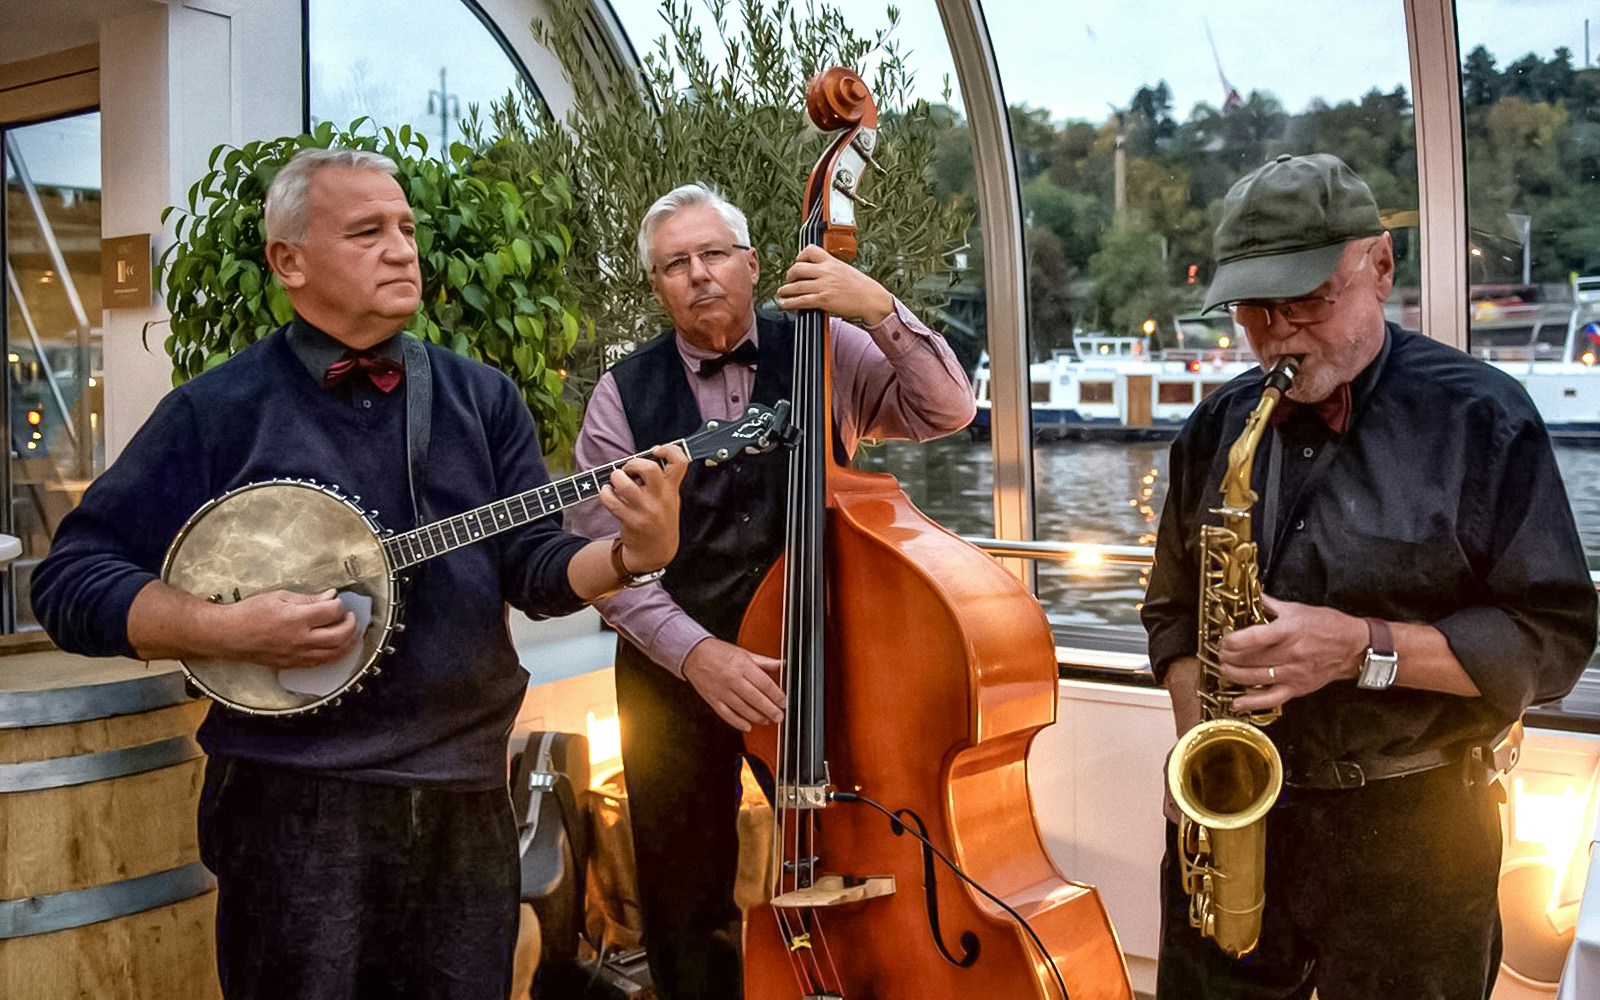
851,130,887,174
831,174,876,211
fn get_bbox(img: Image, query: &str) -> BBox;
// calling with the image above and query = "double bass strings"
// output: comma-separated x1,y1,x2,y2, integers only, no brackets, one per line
766,206,843,995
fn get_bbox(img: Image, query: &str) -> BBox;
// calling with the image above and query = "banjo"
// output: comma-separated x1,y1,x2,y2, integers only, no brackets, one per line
162,402,790,717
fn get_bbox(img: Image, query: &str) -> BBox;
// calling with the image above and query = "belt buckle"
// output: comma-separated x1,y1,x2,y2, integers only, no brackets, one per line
1331,760,1366,789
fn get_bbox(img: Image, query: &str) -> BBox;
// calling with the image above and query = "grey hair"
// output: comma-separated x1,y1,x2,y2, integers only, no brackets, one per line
636,183,751,272
264,148,399,243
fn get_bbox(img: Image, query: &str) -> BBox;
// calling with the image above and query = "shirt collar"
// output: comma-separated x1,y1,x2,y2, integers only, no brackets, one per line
1346,323,1394,424
285,315,405,384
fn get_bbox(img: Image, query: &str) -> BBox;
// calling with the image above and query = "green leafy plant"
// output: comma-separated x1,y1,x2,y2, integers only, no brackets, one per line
155,119,585,456
476,0,971,404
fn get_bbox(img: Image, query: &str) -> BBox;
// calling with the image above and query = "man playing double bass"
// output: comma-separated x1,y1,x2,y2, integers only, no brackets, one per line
567,182,975,999
1142,153,1596,998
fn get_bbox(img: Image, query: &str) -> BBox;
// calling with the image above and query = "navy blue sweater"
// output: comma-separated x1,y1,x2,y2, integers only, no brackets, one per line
32,325,587,789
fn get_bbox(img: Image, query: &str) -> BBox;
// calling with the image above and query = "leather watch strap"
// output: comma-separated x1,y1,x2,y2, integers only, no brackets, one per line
608,538,666,590
1366,617,1394,656
610,537,637,581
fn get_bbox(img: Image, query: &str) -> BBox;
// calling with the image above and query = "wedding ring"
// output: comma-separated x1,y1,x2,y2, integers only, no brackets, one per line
1268,667,1277,682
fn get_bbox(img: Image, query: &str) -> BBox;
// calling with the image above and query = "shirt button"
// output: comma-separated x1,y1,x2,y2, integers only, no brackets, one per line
1294,519,1306,531
1301,446,1314,459
891,331,901,341
731,394,741,403
362,399,372,409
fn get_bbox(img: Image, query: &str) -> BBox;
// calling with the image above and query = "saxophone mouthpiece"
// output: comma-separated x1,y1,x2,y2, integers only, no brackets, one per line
1262,355,1301,395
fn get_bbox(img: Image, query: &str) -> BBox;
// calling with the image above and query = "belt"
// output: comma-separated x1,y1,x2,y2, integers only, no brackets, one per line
1283,746,1474,790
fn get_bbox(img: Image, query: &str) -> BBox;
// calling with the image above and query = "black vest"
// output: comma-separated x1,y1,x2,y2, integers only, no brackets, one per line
610,313,797,640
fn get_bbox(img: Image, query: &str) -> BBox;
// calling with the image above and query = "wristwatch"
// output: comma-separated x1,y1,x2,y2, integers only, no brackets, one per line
611,538,666,589
1356,617,1399,690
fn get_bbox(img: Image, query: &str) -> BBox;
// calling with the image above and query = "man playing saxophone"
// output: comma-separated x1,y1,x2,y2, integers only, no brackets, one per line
1142,153,1597,999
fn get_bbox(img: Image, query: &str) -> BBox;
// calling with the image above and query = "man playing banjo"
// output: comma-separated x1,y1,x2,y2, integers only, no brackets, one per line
31,147,689,1000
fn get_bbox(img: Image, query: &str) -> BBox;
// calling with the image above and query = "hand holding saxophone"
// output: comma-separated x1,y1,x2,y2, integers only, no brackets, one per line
1217,593,1367,711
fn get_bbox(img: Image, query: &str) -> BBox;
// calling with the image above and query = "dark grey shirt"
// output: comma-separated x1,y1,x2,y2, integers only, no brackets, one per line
1143,324,1597,767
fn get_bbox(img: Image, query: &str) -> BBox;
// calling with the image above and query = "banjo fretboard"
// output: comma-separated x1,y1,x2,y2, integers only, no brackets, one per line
378,439,688,571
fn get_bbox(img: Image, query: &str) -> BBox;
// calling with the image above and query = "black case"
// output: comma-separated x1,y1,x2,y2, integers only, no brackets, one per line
511,730,591,968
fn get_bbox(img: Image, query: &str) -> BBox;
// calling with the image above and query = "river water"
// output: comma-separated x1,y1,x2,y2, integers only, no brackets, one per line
861,436,1600,633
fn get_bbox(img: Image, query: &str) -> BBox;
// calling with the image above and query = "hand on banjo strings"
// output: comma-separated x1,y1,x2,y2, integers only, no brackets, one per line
214,587,359,670
600,443,690,575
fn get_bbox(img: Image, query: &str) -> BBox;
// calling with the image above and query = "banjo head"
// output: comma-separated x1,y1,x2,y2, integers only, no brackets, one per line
162,480,397,716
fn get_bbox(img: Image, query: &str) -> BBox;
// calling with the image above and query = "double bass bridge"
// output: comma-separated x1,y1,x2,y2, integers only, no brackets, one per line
769,874,897,909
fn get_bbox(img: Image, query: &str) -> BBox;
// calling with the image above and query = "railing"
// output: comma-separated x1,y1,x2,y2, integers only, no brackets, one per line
963,536,1153,567
960,537,1600,690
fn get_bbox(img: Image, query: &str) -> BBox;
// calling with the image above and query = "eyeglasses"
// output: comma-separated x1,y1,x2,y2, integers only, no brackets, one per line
1230,242,1376,335
653,244,751,280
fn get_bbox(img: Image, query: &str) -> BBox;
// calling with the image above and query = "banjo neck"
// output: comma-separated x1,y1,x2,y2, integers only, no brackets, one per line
379,438,689,571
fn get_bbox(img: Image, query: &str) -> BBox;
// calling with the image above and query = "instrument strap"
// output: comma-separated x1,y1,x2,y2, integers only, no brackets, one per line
400,335,433,524
1262,432,1284,566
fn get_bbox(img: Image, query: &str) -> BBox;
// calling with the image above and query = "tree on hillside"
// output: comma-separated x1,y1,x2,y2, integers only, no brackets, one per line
1010,104,1058,181
1127,81,1177,156
1463,46,1500,109
1085,224,1178,339
1023,174,1104,270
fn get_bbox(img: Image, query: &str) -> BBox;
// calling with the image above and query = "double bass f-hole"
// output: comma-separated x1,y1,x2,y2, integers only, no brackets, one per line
890,808,981,969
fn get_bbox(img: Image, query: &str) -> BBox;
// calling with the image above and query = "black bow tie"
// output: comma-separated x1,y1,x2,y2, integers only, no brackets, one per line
696,340,760,378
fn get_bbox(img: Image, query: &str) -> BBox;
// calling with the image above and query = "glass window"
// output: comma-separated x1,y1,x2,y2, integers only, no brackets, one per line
603,0,988,533
307,0,533,153
981,1,1419,644
1458,2,1600,725
3,110,103,629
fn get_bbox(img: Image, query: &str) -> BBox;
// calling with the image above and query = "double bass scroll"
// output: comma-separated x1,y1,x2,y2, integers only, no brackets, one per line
735,66,1133,1000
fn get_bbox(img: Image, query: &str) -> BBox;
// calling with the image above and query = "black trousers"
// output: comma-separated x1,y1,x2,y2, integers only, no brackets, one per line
197,756,521,1000
615,643,747,1000
1156,760,1504,1000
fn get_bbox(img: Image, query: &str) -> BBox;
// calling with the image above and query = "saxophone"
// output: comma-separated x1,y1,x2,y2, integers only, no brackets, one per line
1165,356,1298,959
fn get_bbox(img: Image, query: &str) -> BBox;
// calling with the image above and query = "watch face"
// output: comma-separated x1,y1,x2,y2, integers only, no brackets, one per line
1359,652,1398,690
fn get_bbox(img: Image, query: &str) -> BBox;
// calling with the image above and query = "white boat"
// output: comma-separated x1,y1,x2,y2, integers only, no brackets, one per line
1476,275,1600,440
970,331,1258,440
973,277,1600,442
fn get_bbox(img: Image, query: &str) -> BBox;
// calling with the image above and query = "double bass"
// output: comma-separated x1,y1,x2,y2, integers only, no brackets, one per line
736,67,1133,1000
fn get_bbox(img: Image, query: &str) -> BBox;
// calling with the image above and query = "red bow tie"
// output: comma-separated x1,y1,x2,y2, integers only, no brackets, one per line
322,351,404,393
1269,383,1351,434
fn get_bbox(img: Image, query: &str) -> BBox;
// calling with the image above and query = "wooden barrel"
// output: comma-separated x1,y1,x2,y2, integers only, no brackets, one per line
0,643,219,1000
